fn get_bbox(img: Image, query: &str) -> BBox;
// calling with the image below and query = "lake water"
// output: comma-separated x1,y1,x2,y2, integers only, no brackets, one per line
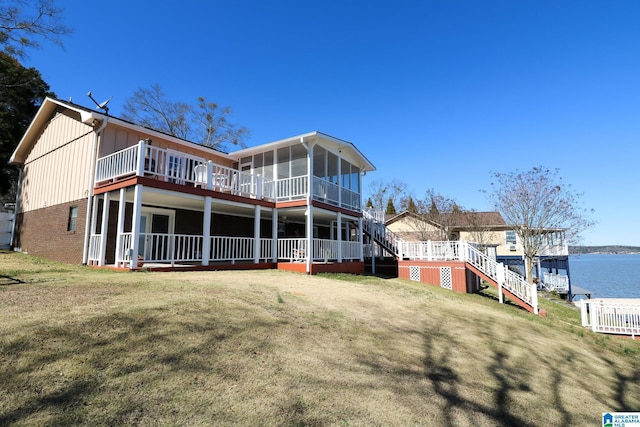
569,254,640,299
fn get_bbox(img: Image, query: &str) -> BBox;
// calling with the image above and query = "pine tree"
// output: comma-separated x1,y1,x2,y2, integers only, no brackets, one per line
407,196,418,213
385,198,397,215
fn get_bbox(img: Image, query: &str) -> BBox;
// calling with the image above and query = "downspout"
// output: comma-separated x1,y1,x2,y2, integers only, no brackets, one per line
10,168,23,250
82,117,108,264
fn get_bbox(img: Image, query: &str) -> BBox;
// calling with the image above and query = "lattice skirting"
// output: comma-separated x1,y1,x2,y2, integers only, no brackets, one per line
440,266,452,290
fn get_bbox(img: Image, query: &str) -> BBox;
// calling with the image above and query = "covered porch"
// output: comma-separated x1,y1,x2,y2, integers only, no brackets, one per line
85,182,364,274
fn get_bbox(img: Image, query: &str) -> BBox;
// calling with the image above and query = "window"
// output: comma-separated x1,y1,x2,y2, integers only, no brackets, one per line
68,206,78,231
505,230,517,245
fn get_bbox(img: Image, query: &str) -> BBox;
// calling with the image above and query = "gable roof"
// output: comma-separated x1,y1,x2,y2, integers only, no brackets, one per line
10,99,376,174
387,210,508,230
10,97,233,165
230,131,376,173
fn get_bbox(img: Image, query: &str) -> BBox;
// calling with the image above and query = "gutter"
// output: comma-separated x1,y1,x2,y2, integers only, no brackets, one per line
81,114,108,264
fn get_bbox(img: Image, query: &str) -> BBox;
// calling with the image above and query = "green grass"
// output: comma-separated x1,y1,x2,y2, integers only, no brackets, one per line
1,250,639,426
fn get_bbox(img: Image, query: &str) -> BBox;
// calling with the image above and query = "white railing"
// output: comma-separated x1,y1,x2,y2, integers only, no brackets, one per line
95,143,365,209
276,176,308,201
116,233,273,266
95,145,139,182
503,266,538,309
313,239,339,261
341,241,362,260
87,234,102,263
140,233,204,265
341,187,360,211
209,236,272,262
312,177,339,205
278,238,307,261
398,240,462,261
542,272,569,293
363,208,385,223
580,299,640,338
116,233,133,266
362,209,402,255
386,235,538,312
538,243,569,256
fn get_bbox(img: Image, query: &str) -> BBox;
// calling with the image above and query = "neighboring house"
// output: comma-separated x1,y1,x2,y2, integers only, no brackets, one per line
9,98,375,274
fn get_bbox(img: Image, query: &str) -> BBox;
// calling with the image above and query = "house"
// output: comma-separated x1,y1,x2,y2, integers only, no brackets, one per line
9,97,375,275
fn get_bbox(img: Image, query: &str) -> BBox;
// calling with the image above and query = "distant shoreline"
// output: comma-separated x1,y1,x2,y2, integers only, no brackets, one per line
569,245,640,255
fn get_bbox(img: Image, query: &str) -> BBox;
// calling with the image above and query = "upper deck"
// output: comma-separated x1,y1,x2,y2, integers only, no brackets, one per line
95,139,363,211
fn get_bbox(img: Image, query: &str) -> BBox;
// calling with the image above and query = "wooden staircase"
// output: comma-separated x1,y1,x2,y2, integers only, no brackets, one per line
362,209,539,314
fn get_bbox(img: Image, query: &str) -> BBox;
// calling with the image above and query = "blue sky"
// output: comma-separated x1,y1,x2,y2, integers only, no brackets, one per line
22,0,640,246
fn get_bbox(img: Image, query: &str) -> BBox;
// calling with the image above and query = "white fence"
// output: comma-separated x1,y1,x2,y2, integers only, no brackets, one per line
542,272,569,293
580,298,640,338
0,212,14,248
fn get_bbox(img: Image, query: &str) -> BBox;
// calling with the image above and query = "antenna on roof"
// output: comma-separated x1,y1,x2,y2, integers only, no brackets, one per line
87,91,112,115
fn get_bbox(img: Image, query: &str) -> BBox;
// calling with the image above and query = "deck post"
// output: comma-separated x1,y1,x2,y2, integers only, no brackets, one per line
206,161,213,191
136,140,145,177
202,196,211,266
272,209,278,262
98,192,110,266
306,206,313,273
337,212,342,262
130,184,143,269
358,217,364,262
115,188,126,267
496,264,505,304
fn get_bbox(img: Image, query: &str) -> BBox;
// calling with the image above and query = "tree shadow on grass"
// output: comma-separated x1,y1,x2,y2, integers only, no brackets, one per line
0,275,24,286
0,303,287,425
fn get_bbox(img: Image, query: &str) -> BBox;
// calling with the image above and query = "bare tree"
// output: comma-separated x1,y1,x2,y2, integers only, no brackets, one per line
487,166,594,284
421,188,465,241
367,179,408,211
459,210,498,253
122,84,249,151
0,0,71,58
397,189,465,241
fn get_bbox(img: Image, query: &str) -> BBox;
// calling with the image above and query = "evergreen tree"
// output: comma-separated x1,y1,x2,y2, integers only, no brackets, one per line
385,198,397,215
0,52,52,205
407,196,418,213
365,197,374,209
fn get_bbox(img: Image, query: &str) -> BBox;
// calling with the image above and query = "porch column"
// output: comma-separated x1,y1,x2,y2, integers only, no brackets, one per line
84,194,100,265
253,205,261,264
115,188,126,268
202,196,211,266
272,209,278,263
130,184,143,270
337,212,343,262
98,192,110,266
358,217,364,262
306,206,313,274
337,150,342,207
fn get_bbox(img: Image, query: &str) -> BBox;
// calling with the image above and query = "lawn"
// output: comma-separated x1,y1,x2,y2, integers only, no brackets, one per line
1,250,638,426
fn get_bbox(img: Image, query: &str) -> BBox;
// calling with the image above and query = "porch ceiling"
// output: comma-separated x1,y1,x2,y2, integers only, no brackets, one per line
110,188,359,225
114,188,263,218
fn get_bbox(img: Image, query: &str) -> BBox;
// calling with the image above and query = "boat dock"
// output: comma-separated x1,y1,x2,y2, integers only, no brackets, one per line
570,285,593,299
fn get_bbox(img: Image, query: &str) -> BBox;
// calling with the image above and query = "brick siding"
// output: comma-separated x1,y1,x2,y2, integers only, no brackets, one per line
13,199,87,264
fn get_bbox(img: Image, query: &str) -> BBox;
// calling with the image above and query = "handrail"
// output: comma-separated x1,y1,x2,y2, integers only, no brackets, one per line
580,298,640,337
363,210,538,313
